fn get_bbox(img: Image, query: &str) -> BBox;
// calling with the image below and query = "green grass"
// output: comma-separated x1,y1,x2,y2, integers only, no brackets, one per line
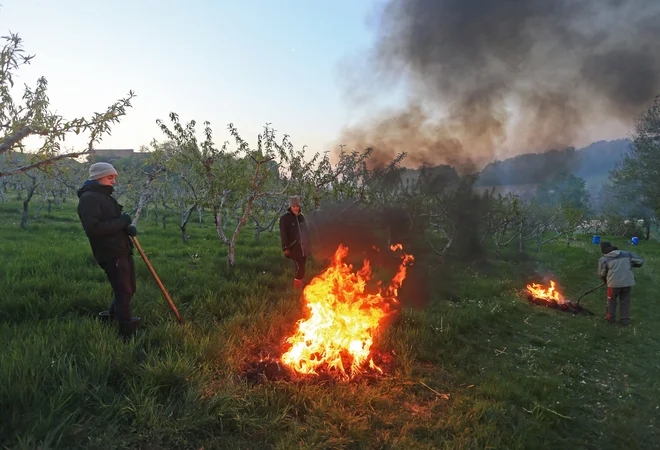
1,200,658,449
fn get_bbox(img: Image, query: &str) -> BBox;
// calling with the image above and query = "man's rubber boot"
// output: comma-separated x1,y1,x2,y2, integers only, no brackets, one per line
119,317,141,339
98,311,115,323
293,279,303,289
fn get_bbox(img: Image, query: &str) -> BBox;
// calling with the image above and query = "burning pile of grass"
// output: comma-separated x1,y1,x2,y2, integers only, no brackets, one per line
243,243,414,383
281,243,413,380
525,281,592,315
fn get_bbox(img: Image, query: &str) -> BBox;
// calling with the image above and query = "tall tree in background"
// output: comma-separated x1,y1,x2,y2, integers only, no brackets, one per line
609,95,660,218
535,172,591,212
535,172,591,245
0,33,135,178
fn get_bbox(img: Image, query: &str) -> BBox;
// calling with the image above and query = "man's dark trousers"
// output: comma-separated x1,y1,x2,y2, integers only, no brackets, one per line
293,256,306,280
606,286,632,325
100,255,136,323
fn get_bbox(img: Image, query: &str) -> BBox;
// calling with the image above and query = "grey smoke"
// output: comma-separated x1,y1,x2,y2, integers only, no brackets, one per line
337,0,660,170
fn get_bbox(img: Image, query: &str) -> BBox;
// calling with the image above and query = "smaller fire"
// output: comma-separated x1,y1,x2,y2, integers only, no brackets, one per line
526,280,565,304
524,279,593,315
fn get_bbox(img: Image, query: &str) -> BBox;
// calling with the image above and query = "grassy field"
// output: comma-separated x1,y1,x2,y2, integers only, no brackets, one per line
1,200,658,449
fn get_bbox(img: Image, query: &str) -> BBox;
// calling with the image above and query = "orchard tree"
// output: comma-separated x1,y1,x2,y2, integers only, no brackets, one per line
49,157,88,204
250,196,287,240
16,169,44,228
522,198,562,252
404,166,485,259
156,114,288,266
152,140,209,241
360,151,407,209
608,95,660,237
325,147,373,204
535,172,590,211
612,94,660,212
481,193,524,258
600,179,654,240
535,172,591,245
283,147,343,212
0,33,134,178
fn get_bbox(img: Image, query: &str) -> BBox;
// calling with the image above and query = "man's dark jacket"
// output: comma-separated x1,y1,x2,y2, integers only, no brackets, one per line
279,208,309,258
77,181,133,264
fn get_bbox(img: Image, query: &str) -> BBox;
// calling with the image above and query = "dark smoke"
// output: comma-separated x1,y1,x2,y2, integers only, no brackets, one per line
337,0,660,170
306,202,431,309
307,202,413,264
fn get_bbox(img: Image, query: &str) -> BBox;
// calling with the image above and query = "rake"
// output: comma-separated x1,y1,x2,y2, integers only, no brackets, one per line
575,282,606,305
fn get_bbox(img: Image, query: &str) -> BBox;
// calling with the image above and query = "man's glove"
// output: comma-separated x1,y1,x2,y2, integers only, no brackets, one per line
126,225,138,237
120,213,132,227
283,248,292,258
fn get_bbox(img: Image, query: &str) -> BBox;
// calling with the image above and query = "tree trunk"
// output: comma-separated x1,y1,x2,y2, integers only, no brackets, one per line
21,200,29,228
162,216,167,229
34,193,47,220
223,207,229,231
132,169,163,226
181,223,189,243
227,243,235,266
644,220,650,241
518,219,524,253
20,181,38,229
47,199,52,214
198,206,203,228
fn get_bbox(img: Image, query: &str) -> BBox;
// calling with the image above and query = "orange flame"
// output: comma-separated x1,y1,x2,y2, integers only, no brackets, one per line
281,243,414,380
526,280,565,303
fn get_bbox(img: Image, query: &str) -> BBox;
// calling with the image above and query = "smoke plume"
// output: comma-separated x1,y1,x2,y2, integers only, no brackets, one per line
337,0,660,170
307,202,432,308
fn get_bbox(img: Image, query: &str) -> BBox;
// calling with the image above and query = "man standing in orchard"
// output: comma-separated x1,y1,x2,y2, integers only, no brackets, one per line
279,195,310,289
598,241,644,326
77,162,141,338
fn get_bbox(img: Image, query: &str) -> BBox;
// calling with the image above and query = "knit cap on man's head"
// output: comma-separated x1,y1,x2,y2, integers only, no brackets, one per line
289,195,301,207
89,162,118,180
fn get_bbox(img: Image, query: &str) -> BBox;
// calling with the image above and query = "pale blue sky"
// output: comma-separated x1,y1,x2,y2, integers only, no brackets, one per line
1,0,388,156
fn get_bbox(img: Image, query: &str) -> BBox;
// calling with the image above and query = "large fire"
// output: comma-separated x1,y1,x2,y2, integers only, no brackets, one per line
281,243,414,380
526,280,566,304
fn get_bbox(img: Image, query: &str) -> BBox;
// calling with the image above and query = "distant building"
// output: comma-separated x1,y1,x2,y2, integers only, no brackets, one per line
88,148,150,161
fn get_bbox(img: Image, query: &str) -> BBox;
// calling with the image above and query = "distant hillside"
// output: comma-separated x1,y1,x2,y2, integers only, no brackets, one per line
572,139,631,180
475,139,631,187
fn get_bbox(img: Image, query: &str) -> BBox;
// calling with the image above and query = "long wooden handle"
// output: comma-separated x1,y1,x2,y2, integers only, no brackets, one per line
576,282,606,305
132,236,184,324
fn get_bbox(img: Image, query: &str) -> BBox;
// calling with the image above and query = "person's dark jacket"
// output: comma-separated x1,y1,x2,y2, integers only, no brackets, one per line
279,208,309,258
77,180,133,264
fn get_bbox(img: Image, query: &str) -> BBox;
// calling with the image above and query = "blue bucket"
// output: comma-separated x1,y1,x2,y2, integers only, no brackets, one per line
632,237,639,245
592,235,600,244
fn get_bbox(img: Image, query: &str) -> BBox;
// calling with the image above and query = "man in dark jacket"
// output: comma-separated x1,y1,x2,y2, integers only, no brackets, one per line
77,162,140,338
598,241,644,325
279,195,310,289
